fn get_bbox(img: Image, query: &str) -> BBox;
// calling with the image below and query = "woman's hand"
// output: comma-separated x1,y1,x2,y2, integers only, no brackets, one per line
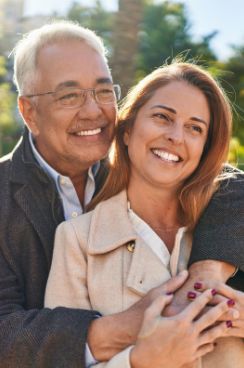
193,280,244,338
130,289,238,368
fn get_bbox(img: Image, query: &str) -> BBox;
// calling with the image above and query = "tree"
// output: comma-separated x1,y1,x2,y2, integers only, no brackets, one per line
0,56,19,156
67,0,114,50
110,0,145,95
136,1,217,79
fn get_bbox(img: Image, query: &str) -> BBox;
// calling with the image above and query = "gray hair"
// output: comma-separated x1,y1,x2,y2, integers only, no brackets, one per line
13,20,108,95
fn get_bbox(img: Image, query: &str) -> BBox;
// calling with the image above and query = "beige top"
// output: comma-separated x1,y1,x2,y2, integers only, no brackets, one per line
45,190,244,368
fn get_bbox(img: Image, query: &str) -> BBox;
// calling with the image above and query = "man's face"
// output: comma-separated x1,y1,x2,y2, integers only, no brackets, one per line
20,40,117,177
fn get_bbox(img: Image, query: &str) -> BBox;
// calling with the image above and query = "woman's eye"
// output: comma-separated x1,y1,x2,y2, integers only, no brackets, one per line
153,113,171,122
190,125,203,134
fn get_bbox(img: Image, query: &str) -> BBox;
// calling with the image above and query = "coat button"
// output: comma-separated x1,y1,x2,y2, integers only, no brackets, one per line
127,241,135,252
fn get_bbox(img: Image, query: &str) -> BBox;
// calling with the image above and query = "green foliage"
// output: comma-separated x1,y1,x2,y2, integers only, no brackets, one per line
0,56,19,156
67,1,114,51
218,45,244,144
136,1,217,79
228,137,244,169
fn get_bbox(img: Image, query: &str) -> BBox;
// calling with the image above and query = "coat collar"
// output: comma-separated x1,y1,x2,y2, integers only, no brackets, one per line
88,190,137,255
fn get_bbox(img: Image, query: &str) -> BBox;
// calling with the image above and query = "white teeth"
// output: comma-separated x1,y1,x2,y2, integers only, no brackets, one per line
153,149,180,162
76,128,101,136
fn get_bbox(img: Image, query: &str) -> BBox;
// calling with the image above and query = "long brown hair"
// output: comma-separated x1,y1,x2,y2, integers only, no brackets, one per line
89,62,232,229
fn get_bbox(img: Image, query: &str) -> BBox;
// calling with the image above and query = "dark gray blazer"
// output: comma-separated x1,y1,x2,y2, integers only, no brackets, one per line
0,129,107,368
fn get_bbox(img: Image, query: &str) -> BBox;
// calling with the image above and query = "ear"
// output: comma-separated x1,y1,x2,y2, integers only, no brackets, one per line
18,96,40,135
123,129,130,146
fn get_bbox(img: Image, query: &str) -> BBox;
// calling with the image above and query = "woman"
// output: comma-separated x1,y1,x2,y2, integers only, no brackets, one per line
45,62,243,367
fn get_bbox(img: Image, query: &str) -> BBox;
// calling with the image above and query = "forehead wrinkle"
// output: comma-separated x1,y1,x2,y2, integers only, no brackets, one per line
55,77,113,91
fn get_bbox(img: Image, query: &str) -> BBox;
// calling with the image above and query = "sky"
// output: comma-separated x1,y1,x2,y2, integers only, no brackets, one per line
23,0,244,60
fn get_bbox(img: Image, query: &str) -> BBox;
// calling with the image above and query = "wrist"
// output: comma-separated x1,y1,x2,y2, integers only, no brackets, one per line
189,260,235,282
87,312,137,361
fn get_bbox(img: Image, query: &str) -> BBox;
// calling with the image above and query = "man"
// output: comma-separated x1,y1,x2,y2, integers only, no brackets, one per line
0,20,240,367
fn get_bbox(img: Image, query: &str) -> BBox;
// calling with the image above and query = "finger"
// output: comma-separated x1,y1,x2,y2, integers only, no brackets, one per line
195,343,214,359
225,319,244,337
194,280,237,300
196,300,236,332
180,289,215,321
160,270,188,294
145,294,173,320
217,308,240,321
199,320,230,345
206,294,229,306
187,288,228,305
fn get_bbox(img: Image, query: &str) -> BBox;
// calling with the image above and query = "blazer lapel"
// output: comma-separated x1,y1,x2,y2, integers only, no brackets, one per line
10,130,64,262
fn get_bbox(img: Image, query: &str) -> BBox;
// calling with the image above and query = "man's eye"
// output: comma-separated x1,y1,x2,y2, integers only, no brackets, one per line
97,89,113,96
59,92,79,101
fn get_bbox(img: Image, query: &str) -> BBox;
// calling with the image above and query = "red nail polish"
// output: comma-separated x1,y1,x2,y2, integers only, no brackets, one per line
211,289,217,296
187,291,196,300
227,299,235,307
226,320,233,328
194,282,202,290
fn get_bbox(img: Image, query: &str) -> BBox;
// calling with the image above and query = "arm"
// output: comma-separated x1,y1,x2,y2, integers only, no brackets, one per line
0,245,98,368
163,173,244,317
189,172,244,270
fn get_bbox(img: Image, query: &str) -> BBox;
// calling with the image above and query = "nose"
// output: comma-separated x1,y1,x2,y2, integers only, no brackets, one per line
164,123,184,145
77,91,102,119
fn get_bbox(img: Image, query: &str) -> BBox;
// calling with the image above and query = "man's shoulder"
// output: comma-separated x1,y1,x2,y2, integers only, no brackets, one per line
217,164,244,195
0,151,14,183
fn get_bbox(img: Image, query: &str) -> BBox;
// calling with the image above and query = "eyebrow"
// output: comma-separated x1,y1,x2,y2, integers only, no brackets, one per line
55,77,113,90
150,104,208,126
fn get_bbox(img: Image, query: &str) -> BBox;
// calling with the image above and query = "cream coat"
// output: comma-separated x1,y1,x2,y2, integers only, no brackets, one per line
45,190,244,368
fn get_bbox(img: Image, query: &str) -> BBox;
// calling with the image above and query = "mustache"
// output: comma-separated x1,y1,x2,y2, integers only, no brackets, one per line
68,121,109,133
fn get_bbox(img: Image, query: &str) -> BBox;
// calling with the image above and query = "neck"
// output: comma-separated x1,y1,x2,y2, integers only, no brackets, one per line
70,172,88,206
127,181,183,252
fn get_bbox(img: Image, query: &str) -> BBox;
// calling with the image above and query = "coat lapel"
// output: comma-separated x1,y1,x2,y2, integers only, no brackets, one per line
87,190,171,304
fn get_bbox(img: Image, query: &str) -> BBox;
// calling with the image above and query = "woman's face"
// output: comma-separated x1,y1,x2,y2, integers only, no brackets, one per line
124,80,210,192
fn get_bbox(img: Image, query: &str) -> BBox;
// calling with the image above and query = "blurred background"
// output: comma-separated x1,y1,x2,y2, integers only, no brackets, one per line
1,0,244,166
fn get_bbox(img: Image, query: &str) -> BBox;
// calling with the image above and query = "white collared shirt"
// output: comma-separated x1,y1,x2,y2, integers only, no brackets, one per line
29,132,99,219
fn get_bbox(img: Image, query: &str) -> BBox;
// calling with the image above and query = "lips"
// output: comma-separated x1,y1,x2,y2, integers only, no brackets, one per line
152,149,182,162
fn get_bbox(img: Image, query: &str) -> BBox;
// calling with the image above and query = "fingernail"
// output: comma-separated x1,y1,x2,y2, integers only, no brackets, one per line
194,282,202,290
232,310,240,319
211,289,217,296
187,291,197,300
226,320,233,328
227,299,235,307
166,292,174,295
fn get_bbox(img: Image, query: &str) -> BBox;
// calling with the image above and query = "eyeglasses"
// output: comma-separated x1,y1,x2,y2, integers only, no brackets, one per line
23,84,121,109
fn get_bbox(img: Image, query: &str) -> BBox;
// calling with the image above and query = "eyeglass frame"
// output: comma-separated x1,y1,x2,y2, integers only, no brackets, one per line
21,84,121,108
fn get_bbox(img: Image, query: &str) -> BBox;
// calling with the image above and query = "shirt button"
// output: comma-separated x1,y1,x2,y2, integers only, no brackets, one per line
60,177,66,185
72,212,78,218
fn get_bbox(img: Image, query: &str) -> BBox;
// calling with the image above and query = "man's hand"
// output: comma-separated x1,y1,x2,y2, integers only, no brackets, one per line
163,260,235,317
87,270,188,361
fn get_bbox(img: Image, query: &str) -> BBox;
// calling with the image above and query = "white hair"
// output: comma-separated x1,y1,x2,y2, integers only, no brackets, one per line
13,20,108,95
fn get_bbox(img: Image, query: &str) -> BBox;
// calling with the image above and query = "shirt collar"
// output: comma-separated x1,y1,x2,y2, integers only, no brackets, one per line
28,131,100,186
